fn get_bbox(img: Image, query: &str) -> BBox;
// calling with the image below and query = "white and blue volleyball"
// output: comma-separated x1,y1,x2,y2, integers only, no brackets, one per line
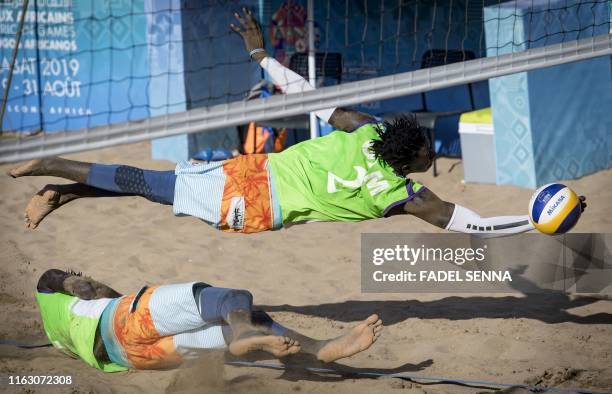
528,183,581,234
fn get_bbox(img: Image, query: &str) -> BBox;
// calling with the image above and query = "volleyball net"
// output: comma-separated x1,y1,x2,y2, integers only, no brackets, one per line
0,0,610,163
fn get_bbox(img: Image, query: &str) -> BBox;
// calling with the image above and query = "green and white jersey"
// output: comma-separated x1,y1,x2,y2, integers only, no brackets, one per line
267,123,425,224
35,292,127,372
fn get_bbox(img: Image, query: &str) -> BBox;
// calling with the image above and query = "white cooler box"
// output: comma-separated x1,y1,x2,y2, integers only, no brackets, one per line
458,108,496,184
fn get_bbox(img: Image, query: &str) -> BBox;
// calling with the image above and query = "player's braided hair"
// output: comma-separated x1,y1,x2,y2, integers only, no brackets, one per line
370,114,429,176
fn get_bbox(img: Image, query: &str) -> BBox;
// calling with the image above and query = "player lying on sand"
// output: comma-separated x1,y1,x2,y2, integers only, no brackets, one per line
35,268,383,371
9,8,586,235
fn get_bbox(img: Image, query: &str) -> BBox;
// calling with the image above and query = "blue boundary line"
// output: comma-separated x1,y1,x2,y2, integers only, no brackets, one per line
0,339,52,349
1,340,605,393
225,360,607,394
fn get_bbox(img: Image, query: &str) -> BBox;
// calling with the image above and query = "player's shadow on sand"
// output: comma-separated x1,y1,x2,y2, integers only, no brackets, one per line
225,352,434,383
259,273,612,325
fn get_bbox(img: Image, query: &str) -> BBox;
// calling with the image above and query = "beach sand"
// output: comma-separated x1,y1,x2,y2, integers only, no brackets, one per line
1,141,611,393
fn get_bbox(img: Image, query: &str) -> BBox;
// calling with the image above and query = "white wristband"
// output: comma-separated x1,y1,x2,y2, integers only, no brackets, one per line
249,48,266,58
445,204,534,236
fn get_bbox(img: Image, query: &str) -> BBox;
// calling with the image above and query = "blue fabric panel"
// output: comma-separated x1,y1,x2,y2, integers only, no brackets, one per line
485,0,611,188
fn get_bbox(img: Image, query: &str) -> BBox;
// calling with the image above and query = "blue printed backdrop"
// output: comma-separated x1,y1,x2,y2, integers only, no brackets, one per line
2,0,491,156
0,0,150,133
148,0,189,161
181,0,260,154
181,0,260,109
486,0,611,188
152,0,261,162
485,3,537,187
8,0,605,172
1,1,40,132
530,58,611,185
147,0,186,117
262,0,492,155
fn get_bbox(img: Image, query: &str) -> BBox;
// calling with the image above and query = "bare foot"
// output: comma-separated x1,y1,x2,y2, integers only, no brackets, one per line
229,334,300,358
24,185,62,229
8,158,49,178
317,314,383,363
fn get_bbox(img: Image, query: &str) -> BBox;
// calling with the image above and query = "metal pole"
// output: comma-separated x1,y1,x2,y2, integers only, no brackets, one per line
0,0,30,134
33,0,44,130
258,0,264,25
307,0,318,139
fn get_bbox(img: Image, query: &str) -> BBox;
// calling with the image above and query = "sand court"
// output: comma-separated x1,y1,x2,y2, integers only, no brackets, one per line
1,141,611,393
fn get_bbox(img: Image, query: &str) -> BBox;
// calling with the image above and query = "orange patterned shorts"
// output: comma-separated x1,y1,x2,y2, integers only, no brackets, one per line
110,286,182,370
102,283,228,370
219,154,274,233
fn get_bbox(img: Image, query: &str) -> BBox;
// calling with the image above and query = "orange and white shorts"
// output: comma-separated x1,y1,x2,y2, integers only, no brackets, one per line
172,154,283,233
100,282,227,370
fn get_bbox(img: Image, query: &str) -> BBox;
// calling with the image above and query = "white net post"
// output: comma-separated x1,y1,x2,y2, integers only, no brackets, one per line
307,0,319,140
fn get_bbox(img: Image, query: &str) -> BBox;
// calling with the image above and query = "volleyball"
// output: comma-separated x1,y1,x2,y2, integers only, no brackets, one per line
528,183,581,234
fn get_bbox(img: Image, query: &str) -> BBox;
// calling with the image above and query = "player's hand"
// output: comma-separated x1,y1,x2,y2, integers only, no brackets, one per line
230,8,266,60
579,195,587,212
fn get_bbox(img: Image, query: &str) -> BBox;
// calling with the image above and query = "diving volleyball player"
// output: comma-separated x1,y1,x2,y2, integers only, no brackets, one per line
35,268,382,371
8,8,585,235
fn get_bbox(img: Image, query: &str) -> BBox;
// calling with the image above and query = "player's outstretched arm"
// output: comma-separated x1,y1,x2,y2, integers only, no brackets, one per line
402,188,585,236
230,8,376,132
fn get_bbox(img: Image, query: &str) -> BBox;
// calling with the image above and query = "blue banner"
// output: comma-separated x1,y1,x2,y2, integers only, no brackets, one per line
1,0,149,133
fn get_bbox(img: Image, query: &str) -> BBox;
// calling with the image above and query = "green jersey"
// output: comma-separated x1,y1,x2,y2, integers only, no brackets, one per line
267,123,424,223
35,292,127,372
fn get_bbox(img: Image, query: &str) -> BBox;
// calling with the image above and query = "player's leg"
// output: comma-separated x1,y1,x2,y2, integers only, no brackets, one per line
9,157,91,182
249,310,384,363
194,286,300,357
24,183,128,229
109,283,298,363
104,283,299,369
9,157,176,205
